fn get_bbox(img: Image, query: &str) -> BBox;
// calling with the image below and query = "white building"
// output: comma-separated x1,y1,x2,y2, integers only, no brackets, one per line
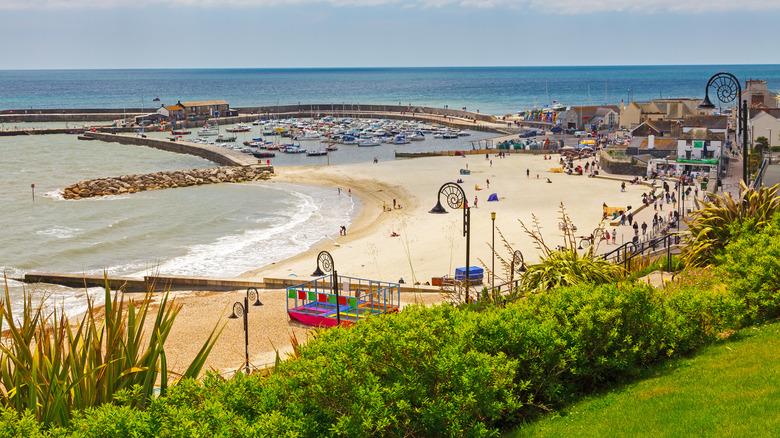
676,127,724,176
748,110,780,150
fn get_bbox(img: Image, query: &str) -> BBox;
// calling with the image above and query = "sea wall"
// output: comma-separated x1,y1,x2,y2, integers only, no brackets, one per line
62,165,273,200
83,132,259,166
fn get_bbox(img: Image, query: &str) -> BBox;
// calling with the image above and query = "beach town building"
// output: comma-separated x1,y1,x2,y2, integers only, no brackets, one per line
618,98,701,130
674,127,725,179
748,110,780,149
155,100,230,120
558,105,620,131
681,114,728,136
626,135,678,159
630,120,681,138
157,103,185,120
742,79,778,108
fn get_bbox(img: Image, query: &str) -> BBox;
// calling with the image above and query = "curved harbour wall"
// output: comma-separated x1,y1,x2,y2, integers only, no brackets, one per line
62,165,273,200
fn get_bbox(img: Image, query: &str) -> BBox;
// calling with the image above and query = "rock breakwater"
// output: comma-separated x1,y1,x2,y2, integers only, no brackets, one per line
62,165,273,200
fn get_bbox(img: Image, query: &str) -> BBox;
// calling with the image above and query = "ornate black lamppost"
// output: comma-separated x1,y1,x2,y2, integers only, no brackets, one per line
491,211,496,290
698,72,748,185
229,287,263,374
312,250,340,325
430,182,471,302
508,250,526,287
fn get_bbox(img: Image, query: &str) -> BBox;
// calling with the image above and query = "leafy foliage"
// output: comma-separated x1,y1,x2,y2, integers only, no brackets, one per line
716,213,780,323
681,181,780,267
1,278,752,437
0,275,224,428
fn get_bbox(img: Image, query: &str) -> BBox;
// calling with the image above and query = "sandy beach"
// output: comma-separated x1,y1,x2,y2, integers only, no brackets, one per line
156,150,650,374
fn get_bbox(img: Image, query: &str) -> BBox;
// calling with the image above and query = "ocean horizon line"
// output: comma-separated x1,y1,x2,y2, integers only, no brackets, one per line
2,63,780,73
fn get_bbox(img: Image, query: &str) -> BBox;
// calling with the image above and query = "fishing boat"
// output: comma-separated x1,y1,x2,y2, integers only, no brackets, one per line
215,134,237,143
294,130,321,141
198,124,219,136
252,151,276,158
172,129,191,135
226,123,251,133
325,144,339,151
306,150,328,156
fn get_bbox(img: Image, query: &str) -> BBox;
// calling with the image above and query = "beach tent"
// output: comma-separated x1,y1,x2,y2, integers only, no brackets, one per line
487,193,498,202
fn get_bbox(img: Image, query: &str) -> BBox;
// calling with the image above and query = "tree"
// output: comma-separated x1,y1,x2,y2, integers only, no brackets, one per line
754,136,769,154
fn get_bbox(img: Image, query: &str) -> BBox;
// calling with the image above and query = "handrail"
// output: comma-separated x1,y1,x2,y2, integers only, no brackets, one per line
602,231,683,271
752,156,771,189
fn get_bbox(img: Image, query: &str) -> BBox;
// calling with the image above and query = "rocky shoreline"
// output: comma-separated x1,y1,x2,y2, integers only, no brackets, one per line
62,165,273,200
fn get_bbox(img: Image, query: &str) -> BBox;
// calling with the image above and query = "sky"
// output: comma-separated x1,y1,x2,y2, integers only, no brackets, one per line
1,0,779,69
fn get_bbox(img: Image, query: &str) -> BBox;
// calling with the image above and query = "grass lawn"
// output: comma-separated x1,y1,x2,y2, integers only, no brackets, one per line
508,321,780,438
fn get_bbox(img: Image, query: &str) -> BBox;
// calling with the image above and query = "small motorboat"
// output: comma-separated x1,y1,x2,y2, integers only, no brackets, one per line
306,150,328,156
226,123,251,133
215,134,237,143
325,144,339,151
358,139,380,147
252,151,276,158
198,124,219,136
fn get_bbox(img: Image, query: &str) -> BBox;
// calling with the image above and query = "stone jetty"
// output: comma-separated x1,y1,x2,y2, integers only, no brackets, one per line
62,165,273,200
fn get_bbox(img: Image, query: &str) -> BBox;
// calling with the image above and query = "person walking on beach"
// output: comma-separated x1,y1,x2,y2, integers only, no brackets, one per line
641,221,647,235
612,229,617,244
605,230,610,245
486,178,490,188
621,182,626,192
474,196,478,208
526,169,530,177
628,212,633,226
393,199,396,209
348,188,351,197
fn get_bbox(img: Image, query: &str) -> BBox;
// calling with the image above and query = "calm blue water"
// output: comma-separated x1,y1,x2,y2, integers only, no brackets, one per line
2,65,779,115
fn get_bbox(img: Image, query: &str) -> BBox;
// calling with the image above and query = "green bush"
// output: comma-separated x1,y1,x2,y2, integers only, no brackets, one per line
717,217,780,323
4,281,750,437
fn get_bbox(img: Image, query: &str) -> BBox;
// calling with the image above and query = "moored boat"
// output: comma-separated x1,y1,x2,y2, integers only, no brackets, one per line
226,123,251,133
358,139,380,147
198,124,219,136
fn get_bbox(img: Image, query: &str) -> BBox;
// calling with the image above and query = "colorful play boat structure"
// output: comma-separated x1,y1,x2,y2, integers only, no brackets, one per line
287,274,400,327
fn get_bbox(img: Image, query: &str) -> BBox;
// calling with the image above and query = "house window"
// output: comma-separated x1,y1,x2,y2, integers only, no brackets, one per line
686,151,691,159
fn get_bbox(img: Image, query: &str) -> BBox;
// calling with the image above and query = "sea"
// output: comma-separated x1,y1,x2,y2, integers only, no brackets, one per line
1,65,779,314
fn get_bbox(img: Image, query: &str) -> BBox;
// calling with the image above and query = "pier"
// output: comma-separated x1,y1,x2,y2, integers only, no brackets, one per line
16,273,440,294
82,131,261,167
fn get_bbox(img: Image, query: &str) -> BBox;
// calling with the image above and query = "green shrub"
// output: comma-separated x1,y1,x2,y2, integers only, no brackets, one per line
717,218,780,323
19,280,751,437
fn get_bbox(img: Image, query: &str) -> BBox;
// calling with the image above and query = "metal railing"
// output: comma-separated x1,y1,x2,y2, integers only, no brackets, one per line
601,231,683,272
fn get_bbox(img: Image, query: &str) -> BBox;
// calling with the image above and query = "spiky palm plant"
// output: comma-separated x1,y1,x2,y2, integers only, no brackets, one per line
517,204,622,294
0,275,224,427
681,181,780,267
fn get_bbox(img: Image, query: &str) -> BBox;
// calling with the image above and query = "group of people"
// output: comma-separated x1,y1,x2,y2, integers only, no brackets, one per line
382,198,403,212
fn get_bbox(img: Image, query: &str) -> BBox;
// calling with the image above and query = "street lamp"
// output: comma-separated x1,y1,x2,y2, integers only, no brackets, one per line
228,287,263,374
311,250,340,325
430,182,472,303
698,72,748,184
490,211,496,290
508,250,526,288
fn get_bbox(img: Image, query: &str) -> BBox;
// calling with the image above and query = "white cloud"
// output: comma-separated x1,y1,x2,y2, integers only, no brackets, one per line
0,0,777,12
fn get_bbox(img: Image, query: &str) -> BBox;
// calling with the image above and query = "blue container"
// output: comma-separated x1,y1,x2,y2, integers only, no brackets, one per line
454,266,484,281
